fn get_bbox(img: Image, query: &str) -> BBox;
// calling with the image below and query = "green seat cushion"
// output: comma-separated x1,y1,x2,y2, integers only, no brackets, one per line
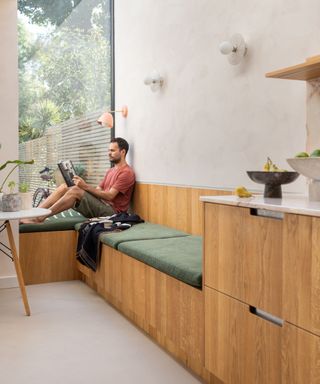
118,236,202,287
19,209,86,233
99,222,189,249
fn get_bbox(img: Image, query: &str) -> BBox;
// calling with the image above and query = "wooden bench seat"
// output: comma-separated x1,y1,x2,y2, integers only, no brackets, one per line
20,183,230,383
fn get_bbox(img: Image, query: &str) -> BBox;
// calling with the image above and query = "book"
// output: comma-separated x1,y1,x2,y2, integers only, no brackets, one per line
57,160,77,187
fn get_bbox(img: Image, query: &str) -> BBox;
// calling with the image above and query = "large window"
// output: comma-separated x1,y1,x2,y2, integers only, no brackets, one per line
18,0,113,190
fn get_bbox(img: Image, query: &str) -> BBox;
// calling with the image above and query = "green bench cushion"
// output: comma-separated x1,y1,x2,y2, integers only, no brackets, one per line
99,222,189,249
19,209,86,233
118,236,202,287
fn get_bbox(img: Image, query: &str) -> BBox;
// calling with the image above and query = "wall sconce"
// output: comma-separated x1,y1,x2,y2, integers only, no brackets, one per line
97,105,128,128
144,70,164,92
219,33,247,65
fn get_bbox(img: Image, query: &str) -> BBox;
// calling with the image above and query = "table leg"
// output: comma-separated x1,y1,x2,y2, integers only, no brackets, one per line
6,220,31,316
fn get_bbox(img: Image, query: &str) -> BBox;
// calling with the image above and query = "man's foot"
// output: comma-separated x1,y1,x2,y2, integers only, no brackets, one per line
20,216,46,225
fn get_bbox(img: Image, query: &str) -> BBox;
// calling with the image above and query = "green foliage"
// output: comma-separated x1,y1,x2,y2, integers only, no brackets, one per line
7,181,16,194
37,27,110,120
0,160,34,193
73,163,88,181
19,182,30,193
18,0,110,32
18,0,82,27
18,3,111,142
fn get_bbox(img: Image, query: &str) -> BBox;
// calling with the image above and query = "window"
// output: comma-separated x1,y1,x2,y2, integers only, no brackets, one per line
18,0,113,190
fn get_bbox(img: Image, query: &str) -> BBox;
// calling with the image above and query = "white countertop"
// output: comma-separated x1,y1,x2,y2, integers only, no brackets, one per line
200,194,320,217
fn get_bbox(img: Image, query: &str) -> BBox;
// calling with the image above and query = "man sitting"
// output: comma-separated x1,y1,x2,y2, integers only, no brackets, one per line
22,137,135,224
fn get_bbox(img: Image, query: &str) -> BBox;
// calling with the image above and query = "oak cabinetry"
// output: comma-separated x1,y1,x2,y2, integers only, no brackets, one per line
204,203,283,317
283,214,320,336
204,201,320,384
205,287,282,384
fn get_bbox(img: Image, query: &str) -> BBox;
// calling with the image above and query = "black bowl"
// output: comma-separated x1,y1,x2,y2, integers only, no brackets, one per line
247,171,299,198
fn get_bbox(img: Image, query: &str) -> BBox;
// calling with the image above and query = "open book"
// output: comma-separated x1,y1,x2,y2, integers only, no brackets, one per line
57,160,76,187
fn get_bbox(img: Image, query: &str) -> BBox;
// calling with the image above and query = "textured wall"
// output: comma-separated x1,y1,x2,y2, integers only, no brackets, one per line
307,79,320,153
114,0,320,193
0,0,19,284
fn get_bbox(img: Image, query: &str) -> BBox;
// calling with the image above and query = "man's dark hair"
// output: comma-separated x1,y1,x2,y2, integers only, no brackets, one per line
111,137,129,155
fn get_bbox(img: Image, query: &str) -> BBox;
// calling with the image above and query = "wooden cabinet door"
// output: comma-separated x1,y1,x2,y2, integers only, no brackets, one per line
283,214,320,336
282,321,320,383
204,203,283,317
205,287,282,384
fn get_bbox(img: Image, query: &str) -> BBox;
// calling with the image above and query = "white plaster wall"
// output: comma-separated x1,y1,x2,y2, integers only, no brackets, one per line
114,0,320,193
0,0,19,285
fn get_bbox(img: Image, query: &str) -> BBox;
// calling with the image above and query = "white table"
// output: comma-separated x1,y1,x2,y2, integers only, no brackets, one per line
0,208,51,316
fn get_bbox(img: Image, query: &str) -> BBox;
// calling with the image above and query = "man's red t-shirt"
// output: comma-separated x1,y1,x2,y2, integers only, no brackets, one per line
98,165,135,213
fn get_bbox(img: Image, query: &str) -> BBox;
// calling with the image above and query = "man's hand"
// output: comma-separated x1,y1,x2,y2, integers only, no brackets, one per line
73,176,119,201
73,175,88,190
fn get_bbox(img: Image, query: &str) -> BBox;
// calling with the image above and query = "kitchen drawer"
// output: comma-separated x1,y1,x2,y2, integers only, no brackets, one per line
204,203,283,317
282,320,320,383
205,286,282,384
283,213,320,336
205,286,320,384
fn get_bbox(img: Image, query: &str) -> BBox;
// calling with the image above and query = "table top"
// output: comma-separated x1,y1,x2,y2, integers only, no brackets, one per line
0,208,51,220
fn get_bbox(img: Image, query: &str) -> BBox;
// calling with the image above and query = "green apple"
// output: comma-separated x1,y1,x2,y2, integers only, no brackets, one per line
310,149,320,157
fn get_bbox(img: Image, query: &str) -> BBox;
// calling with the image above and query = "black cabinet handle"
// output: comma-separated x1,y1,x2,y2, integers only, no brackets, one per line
249,306,284,327
250,208,284,220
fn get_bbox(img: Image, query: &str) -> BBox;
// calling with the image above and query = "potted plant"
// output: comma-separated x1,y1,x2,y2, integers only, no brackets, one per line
0,159,34,211
19,182,33,210
2,180,22,212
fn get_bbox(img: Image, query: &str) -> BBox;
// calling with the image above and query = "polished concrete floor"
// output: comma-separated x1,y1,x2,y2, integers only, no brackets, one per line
0,280,202,384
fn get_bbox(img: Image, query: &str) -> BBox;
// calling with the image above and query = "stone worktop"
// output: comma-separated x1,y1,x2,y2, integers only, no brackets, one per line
200,194,320,217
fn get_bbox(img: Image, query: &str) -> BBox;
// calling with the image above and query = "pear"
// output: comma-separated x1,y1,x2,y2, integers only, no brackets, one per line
295,151,309,158
235,186,252,198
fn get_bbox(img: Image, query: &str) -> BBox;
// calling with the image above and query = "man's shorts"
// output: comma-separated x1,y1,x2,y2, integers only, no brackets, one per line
73,191,114,218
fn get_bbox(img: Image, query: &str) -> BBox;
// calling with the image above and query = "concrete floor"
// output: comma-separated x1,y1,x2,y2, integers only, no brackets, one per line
0,280,202,384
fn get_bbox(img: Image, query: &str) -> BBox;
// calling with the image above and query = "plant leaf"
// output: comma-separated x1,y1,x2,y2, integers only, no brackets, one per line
0,159,34,170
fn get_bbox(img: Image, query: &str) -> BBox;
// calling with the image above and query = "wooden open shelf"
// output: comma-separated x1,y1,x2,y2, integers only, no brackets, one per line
266,55,320,81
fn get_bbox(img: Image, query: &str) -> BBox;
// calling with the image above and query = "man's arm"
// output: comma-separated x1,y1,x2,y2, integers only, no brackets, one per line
73,176,119,201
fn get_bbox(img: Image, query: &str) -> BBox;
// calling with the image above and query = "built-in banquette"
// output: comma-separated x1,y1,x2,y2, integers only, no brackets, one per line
19,186,320,383
19,183,230,384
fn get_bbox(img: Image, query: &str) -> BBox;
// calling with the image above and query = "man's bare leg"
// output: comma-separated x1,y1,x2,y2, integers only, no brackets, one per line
21,186,85,224
47,187,85,218
38,183,68,209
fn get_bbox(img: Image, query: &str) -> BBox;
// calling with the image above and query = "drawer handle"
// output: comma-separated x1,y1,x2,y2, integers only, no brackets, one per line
250,208,284,220
249,306,284,327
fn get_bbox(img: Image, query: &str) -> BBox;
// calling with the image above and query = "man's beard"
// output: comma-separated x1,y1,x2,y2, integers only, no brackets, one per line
110,157,120,164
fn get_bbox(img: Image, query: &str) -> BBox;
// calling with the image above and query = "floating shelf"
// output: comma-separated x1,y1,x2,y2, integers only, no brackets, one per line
266,55,320,81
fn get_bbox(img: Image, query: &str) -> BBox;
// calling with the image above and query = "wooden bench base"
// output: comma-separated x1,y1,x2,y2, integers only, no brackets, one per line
20,230,80,285
78,245,222,384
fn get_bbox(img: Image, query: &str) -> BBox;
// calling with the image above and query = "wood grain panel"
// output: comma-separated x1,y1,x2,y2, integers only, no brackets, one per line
20,231,79,284
78,245,211,381
205,287,282,384
282,321,320,383
133,183,230,236
205,203,283,317
265,55,320,81
283,214,320,336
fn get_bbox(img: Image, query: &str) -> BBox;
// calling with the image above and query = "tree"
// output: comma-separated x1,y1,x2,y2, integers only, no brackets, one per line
18,0,110,33
36,26,111,120
18,0,82,27
18,9,111,141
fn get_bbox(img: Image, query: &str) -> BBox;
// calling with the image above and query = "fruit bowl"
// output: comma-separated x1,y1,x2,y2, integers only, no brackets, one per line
287,157,320,200
287,157,320,180
247,171,300,198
